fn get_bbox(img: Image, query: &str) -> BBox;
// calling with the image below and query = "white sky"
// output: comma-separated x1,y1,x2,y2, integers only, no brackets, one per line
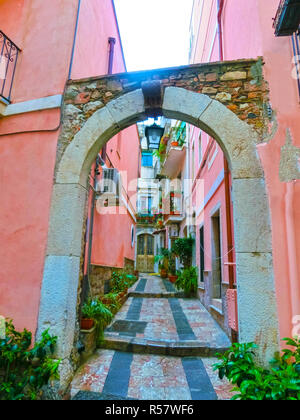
114,0,194,72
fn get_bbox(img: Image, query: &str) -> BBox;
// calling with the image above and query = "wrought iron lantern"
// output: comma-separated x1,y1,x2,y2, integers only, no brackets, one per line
145,123,164,150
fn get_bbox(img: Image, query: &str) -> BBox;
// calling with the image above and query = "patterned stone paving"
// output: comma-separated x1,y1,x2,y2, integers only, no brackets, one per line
71,275,233,400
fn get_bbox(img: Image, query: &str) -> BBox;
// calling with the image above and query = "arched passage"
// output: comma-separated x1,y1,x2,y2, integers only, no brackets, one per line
37,84,279,373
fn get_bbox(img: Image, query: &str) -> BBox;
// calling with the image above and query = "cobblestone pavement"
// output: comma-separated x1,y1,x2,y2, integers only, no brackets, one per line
71,275,233,400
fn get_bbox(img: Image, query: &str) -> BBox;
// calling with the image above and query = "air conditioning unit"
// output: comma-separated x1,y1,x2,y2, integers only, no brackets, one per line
96,168,122,205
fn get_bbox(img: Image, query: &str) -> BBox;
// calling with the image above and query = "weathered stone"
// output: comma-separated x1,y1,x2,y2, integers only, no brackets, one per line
206,73,218,82
279,129,300,182
162,87,212,126
74,92,91,104
46,183,87,257
107,80,123,91
37,255,81,359
232,178,272,253
215,92,232,102
199,100,263,179
236,252,279,364
221,71,247,81
83,100,104,117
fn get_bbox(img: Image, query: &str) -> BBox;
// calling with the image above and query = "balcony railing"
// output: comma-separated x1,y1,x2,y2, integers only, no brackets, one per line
0,31,20,103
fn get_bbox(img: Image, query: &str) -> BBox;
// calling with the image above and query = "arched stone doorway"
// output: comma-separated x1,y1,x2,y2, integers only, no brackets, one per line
37,60,279,372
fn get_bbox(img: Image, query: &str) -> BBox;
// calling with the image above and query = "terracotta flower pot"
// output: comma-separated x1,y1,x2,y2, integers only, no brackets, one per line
168,275,178,284
160,268,168,279
81,318,94,330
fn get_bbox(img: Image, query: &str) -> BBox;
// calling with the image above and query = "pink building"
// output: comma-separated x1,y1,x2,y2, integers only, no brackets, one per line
0,0,140,335
189,0,300,341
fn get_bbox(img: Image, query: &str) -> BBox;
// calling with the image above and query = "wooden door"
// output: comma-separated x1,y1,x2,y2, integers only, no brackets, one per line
137,234,154,273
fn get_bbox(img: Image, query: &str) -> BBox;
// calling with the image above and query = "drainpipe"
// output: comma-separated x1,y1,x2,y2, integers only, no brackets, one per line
101,37,116,161
217,0,238,342
108,37,116,75
285,181,300,318
87,155,101,286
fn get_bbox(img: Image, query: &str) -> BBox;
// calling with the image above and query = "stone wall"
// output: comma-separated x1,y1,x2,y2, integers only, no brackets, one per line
58,59,270,172
90,259,135,298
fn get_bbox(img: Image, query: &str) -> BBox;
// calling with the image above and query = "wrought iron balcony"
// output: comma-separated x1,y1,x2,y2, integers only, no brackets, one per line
273,0,300,36
0,31,20,103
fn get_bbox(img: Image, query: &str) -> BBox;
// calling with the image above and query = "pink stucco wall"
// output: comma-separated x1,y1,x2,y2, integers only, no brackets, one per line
90,125,140,268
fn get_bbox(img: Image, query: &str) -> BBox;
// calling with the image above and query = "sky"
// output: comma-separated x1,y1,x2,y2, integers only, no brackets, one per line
114,0,194,72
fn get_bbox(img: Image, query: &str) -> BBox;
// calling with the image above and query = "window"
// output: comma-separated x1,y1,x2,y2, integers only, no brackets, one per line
142,152,153,167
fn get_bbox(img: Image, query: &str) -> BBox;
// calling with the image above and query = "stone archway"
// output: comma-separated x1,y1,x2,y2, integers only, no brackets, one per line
37,60,279,375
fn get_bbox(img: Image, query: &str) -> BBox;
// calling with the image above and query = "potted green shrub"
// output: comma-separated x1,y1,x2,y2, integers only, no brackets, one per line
175,266,198,297
172,237,195,269
81,298,113,332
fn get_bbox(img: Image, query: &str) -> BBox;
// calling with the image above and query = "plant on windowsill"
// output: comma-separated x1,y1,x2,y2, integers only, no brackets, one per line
213,337,300,400
175,266,198,297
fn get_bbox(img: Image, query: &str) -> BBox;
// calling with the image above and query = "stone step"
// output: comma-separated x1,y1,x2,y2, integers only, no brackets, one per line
101,333,229,358
128,291,185,299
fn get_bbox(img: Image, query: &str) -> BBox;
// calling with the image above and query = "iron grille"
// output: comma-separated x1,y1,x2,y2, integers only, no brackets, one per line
0,31,20,103
292,28,300,100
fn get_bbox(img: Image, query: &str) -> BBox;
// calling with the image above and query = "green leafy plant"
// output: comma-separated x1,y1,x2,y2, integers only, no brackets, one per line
82,298,114,343
101,292,121,314
175,266,198,297
155,248,170,270
213,338,300,400
111,272,130,294
172,237,194,269
0,320,60,400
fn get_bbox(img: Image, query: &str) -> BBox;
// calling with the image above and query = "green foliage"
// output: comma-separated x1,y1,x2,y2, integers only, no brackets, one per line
175,266,198,297
82,298,113,326
213,338,300,400
101,292,121,314
111,272,130,294
154,248,170,270
168,253,176,275
0,320,60,400
250,58,263,86
172,237,194,269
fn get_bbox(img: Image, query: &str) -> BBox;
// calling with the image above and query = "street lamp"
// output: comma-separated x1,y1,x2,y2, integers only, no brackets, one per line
145,123,164,150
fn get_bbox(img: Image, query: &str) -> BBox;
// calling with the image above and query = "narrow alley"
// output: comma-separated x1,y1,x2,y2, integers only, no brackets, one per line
71,275,232,400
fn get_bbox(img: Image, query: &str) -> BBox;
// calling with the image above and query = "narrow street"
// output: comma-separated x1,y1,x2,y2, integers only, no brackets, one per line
71,276,232,400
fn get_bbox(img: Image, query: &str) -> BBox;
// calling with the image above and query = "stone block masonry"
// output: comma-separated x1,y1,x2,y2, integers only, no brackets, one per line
60,59,270,172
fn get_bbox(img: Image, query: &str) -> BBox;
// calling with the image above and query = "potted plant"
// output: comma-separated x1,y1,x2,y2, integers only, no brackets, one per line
155,248,170,278
81,302,96,330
